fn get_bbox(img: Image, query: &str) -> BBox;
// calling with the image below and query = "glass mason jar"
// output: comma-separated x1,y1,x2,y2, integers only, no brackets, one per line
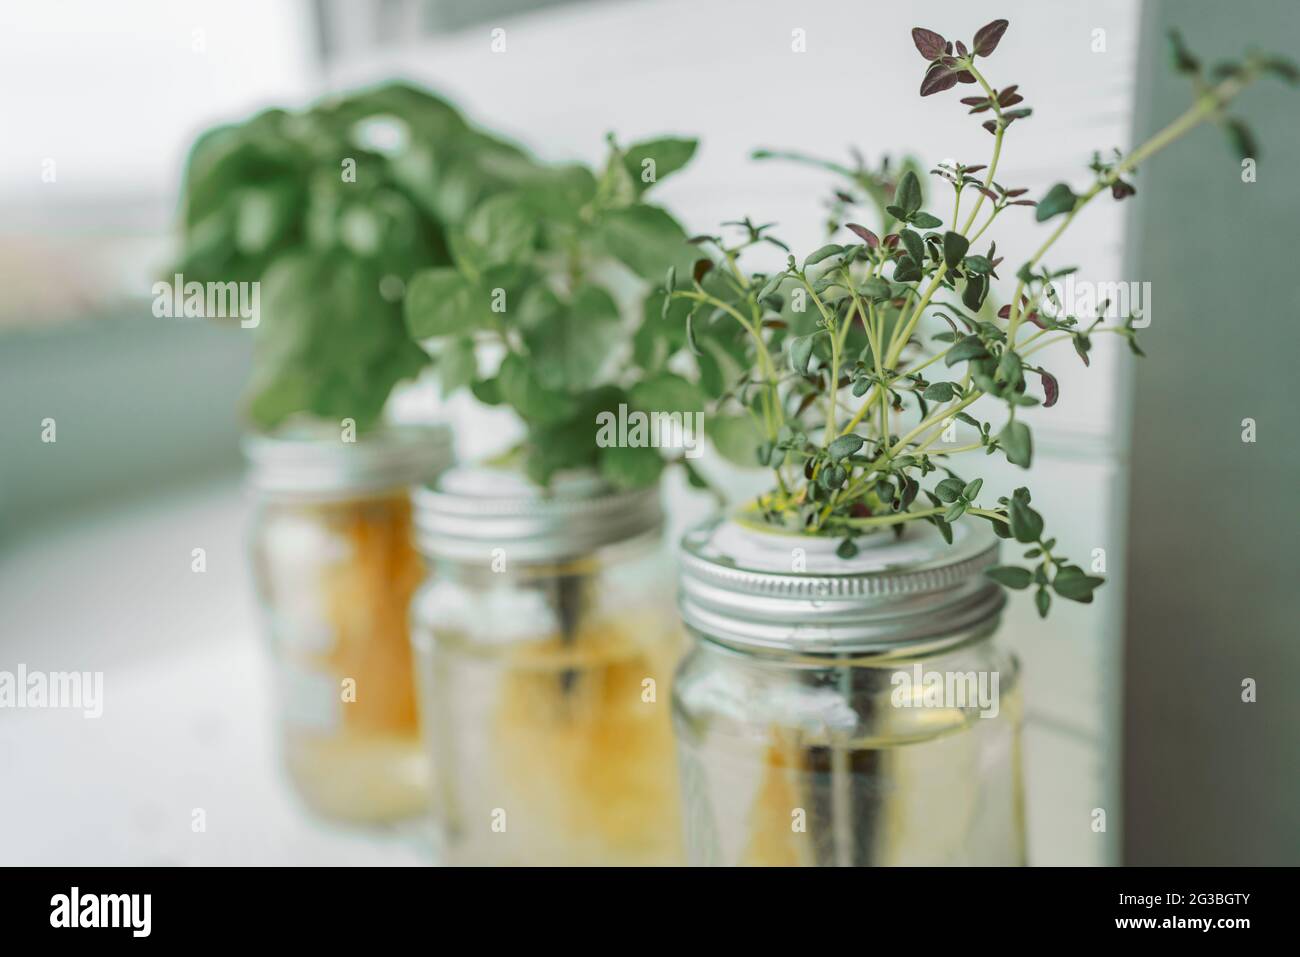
245,423,453,824
673,515,1024,866
410,467,683,866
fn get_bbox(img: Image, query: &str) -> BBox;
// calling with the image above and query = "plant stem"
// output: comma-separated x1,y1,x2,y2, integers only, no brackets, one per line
959,63,1006,236
1019,326,1127,359
675,289,784,436
842,507,944,529
888,386,978,458
798,277,843,448
1007,69,1259,344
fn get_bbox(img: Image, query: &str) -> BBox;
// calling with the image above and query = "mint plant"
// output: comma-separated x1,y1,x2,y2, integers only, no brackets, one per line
176,83,539,429
404,134,704,488
665,19,1295,616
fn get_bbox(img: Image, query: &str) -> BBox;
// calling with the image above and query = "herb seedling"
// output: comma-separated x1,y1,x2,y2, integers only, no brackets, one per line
666,20,1295,616
405,133,705,489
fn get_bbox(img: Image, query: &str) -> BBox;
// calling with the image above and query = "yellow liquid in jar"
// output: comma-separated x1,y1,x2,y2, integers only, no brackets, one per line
257,493,429,824
430,618,684,866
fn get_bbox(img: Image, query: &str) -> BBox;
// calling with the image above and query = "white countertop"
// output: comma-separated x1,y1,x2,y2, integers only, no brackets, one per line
0,476,427,866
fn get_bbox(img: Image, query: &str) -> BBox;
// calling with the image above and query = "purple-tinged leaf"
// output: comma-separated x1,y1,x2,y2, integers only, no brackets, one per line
911,27,946,60
956,71,977,83
981,119,999,135
973,19,1009,57
845,222,880,248
955,40,969,57
960,95,987,106
1111,180,1137,200
921,62,959,96
1037,368,1059,407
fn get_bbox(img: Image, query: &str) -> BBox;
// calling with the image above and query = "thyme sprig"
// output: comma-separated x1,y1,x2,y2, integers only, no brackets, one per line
665,19,1294,616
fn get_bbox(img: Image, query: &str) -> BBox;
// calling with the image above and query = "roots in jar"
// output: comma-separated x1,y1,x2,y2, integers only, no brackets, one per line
321,494,424,735
742,726,888,866
490,619,683,860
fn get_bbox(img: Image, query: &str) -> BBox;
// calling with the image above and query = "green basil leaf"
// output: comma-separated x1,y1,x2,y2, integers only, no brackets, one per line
621,137,699,196
598,442,665,489
404,267,490,339
597,203,692,280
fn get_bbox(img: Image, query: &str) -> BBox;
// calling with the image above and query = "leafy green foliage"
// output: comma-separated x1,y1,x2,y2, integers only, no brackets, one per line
661,18,1291,617
174,83,547,430
403,132,700,486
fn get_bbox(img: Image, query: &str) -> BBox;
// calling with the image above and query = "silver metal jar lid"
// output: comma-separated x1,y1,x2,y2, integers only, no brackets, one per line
243,421,454,501
413,466,663,564
678,515,1004,653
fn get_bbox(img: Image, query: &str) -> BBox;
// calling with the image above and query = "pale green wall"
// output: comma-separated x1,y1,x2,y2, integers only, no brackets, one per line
1123,0,1300,864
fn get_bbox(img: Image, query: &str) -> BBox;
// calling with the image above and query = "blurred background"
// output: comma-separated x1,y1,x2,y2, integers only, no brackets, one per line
0,0,1295,865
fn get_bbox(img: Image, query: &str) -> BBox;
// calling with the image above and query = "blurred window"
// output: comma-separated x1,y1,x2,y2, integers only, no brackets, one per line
0,0,314,327
313,0,589,62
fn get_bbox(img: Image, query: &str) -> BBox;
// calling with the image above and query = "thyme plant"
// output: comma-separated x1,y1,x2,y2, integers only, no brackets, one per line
666,19,1295,615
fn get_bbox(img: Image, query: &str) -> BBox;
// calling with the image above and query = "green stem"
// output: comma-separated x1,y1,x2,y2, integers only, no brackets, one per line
1019,326,1127,359
675,289,783,437
1007,69,1259,344
842,507,944,529
959,62,1006,236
